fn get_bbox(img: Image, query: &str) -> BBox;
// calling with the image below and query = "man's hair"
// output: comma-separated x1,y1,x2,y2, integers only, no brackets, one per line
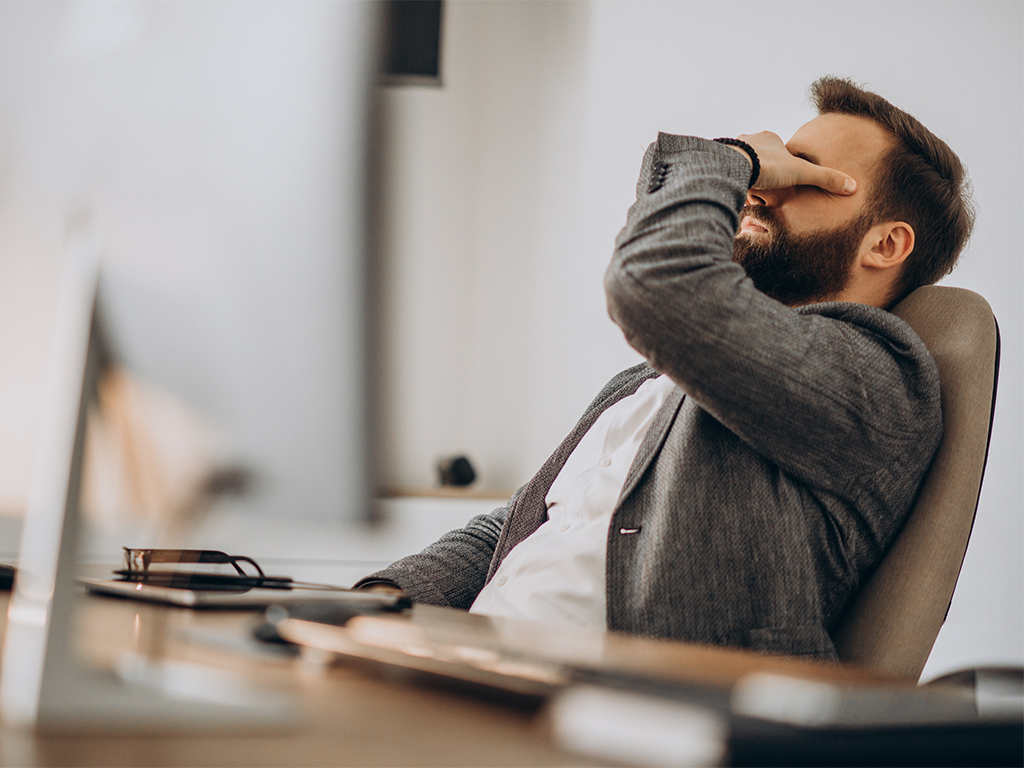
810,76,975,304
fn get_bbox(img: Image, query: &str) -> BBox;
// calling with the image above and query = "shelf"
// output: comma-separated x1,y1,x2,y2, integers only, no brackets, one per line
378,487,515,501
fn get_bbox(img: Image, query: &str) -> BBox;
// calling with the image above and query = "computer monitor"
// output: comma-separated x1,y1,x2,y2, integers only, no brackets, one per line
0,0,378,534
0,1,377,731
2,225,299,730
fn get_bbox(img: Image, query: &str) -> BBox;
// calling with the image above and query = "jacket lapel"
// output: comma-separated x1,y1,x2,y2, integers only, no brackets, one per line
486,367,659,582
615,385,685,505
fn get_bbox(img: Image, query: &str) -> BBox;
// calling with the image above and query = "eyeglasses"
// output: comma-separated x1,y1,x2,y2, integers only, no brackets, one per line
122,548,266,577
116,548,358,592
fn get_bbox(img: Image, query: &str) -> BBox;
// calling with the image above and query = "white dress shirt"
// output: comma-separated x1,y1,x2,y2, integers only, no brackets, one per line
469,374,676,628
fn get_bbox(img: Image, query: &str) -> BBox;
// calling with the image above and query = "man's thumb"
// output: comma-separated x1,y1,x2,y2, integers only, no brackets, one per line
822,168,857,195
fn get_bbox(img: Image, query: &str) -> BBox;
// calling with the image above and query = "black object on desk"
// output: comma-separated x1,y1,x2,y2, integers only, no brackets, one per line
729,715,1023,767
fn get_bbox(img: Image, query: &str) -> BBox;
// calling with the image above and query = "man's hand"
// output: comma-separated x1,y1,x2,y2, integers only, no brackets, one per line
732,131,857,195
358,581,406,596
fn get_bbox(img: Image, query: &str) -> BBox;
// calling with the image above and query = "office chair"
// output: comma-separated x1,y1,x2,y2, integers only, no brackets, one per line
831,285,1000,681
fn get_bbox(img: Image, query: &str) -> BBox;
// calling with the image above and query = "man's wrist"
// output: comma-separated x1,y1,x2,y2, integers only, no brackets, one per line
356,579,405,595
723,143,754,167
712,138,760,187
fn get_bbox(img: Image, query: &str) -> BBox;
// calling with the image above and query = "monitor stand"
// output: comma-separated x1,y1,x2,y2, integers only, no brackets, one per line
0,228,295,733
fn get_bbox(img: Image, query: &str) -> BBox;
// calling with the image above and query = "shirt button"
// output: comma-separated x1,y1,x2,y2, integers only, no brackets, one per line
497,575,508,586
559,523,570,533
599,456,611,468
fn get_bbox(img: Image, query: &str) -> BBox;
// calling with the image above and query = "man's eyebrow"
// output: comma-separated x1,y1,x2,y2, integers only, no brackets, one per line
793,151,821,166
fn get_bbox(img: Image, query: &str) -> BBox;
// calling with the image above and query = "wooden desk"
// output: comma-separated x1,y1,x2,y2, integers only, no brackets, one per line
0,590,895,767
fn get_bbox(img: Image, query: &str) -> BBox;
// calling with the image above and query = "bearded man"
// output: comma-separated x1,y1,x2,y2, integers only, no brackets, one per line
357,77,975,661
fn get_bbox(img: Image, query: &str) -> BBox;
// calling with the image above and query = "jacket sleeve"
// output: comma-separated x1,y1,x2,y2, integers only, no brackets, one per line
352,491,520,608
604,133,942,499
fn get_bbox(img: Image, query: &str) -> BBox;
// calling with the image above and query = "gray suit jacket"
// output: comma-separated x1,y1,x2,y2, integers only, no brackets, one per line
360,134,942,660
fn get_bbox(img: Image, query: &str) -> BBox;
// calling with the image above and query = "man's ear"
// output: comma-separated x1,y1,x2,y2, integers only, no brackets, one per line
859,221,915,271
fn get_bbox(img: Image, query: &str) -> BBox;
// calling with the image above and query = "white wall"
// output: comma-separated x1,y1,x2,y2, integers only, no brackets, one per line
373,0,605,494
377,1,1022,678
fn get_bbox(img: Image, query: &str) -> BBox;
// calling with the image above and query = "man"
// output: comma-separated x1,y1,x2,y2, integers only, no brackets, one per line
357,77,974,661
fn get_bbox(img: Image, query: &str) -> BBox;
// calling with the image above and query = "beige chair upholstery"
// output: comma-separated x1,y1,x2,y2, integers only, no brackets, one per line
831,285,1000,681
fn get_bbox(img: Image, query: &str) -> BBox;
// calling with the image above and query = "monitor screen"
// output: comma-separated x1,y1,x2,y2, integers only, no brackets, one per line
0,0,377,730
0,0,376,533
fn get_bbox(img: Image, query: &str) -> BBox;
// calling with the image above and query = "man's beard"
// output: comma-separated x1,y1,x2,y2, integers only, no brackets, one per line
732,205,874,306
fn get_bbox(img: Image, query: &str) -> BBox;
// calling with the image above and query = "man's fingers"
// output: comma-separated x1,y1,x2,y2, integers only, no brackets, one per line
810,164,857,195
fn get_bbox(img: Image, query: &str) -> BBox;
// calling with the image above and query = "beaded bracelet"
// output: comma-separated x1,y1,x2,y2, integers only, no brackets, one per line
713,137,760,188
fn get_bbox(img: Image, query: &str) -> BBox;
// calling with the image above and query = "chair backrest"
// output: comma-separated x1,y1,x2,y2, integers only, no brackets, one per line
831,285,1000,681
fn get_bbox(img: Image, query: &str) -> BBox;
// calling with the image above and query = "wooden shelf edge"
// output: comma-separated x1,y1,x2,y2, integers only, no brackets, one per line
377,487,515,501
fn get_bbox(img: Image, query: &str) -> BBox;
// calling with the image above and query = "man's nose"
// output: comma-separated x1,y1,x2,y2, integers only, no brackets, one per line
747,187,794,207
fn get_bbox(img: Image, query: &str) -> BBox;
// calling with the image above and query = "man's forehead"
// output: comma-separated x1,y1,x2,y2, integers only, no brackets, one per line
786,113,892,174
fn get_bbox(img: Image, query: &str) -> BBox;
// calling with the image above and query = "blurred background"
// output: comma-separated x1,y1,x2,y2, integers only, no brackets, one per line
0,1,1019,682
